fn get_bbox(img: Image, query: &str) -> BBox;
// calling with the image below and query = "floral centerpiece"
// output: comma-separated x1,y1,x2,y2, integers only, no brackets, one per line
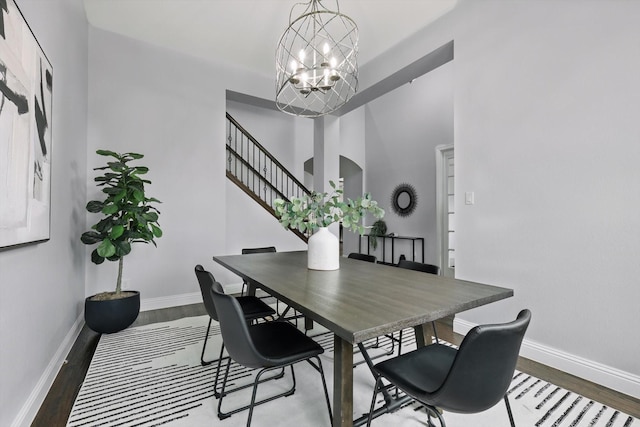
274,180,384,270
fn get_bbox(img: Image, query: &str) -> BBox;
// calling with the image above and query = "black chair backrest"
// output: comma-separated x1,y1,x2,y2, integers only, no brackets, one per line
397,259,439,275
242,246,276,255
241,247,276,291
430,309,531,413
209,284,267,369
348,252,377,263
194,264,225,321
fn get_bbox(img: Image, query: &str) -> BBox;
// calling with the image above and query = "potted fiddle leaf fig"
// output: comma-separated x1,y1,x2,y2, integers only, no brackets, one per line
274,180,384,270
81,150,162,333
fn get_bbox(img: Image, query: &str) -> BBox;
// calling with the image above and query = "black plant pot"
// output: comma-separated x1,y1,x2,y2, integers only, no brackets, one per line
85,291,140,334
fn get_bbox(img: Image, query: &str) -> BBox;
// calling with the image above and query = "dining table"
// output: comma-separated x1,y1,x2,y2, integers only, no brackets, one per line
212,250,514,427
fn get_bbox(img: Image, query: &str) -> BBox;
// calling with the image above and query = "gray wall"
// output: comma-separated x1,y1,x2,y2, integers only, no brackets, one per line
0,0,88,425
365,0,640,394
454,0,640,383
85,27,278,298
363,62,454,264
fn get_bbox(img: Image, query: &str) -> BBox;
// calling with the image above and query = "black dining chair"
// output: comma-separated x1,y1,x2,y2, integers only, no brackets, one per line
397,259,439,274
366,309,531,427
210,278,333,426
348,252,377,263
396,259,441,353
241,246,306,328
194,265,275,368
240,246,277,297
347,251,396,359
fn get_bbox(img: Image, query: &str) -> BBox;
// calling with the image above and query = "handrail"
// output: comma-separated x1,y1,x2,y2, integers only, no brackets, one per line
226,113,310,197
226,145,291,202
225,113,312,242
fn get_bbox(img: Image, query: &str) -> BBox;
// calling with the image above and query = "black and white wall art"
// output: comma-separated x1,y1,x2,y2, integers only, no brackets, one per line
0,0,53,248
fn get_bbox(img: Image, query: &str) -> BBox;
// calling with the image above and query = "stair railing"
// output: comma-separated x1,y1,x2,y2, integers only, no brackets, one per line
226,112,311,241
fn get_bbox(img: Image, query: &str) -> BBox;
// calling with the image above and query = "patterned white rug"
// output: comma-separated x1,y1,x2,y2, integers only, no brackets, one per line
67,315,636,427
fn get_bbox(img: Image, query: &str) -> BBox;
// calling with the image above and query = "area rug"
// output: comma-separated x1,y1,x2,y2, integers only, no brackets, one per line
67,315,636,427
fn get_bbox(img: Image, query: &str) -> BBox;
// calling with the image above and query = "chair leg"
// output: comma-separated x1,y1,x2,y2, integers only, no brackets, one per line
213,343,226,398
504,395,516,427
432,321,440,344
307,356,332,426
246,369,263,427
366,375,382,427
387,333,395,354
200,318,214,366
218,363,296,422
217,357,233,419
425,405,446,427
215,345,285,399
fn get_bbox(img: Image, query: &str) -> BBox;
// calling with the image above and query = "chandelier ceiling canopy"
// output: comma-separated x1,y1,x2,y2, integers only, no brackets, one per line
275,0,359,118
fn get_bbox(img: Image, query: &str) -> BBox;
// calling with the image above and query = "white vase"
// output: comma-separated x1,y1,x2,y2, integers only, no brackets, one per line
307,227,340,270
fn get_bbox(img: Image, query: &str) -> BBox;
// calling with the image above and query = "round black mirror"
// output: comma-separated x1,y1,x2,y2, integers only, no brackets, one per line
397,191,411,209
391,183,417,217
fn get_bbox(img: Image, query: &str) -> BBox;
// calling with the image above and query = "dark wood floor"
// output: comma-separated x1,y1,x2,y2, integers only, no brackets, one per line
31,304,207,427
32,304,640,426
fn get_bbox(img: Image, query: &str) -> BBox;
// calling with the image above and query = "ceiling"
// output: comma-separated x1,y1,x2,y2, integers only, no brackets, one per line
83,0,457,79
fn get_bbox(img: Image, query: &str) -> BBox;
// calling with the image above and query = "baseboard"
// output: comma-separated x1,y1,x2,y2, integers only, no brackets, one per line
454,318,640,399
12,313,85,427
139,291,203,312
139,282,243,312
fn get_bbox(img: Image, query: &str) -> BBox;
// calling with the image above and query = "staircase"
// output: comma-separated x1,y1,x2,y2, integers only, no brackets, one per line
225,112,310,242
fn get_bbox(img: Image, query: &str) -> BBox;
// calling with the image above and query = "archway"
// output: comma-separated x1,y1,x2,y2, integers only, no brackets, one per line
303,155,363,255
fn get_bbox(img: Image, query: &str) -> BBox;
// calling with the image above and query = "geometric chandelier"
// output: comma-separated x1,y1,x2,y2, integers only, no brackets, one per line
275,0,358,118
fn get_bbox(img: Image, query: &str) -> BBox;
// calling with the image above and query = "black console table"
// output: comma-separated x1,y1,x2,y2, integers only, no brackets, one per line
358,235,424,265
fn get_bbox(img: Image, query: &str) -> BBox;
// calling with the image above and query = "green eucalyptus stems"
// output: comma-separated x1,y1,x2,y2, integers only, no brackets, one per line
274,180,384,235
81,150,162,295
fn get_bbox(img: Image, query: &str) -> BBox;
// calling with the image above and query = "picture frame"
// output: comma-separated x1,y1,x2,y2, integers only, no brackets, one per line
0,0,53,248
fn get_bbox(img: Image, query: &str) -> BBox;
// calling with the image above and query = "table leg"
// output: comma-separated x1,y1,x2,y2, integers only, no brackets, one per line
413,322,438,348
413,316,454,347
245,279,257,296
333,335,354,427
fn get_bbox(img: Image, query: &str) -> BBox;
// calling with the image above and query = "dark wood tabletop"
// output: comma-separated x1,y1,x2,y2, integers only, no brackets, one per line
212,250,513,427
212,250,513,344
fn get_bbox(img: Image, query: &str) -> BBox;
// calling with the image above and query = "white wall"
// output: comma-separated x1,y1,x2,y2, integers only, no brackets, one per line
86,27,226,300
339,108,366,172
0,0,88,425
455,0,640,387
365,0,640,396
363,62,454,265
339,108,368,256
224,182,307,263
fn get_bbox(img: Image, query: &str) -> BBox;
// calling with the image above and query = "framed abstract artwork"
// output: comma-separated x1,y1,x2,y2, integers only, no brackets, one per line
0,0,53,248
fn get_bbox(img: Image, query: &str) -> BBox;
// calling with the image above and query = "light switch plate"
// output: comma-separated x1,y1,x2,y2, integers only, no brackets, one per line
465,192,475,205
